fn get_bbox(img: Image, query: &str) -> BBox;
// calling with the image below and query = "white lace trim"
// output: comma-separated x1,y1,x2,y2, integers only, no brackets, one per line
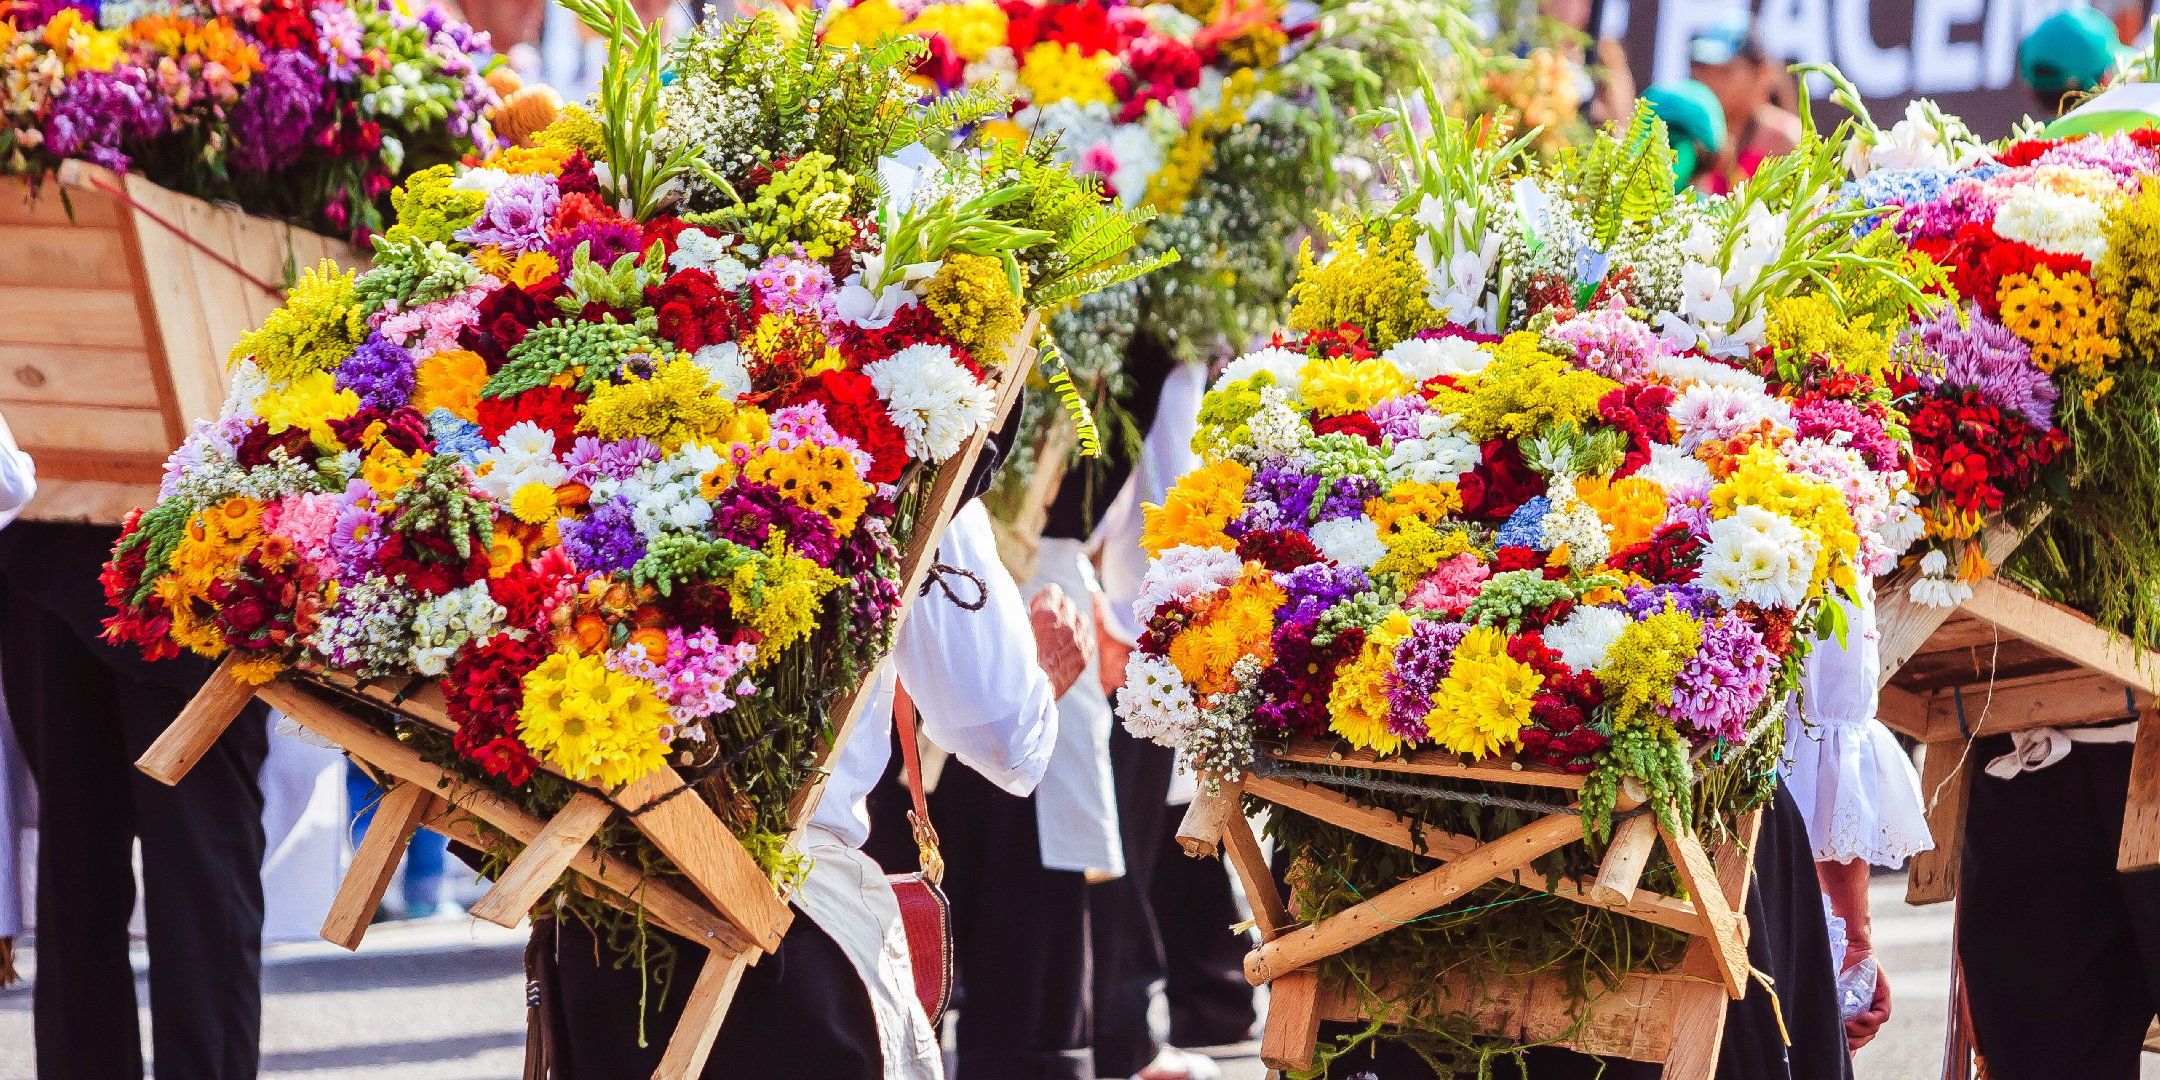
1782,717,1936,867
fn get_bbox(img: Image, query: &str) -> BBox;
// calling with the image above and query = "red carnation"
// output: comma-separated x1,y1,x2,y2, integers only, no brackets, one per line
477,386,587,454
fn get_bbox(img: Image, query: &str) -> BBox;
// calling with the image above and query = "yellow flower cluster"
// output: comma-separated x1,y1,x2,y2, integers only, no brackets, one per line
1711,445,1859,592
903,1,1007,61
2098,183,2160,366
1299,354,1413,418
730,543,844,663
1167,565,1283,695
518,650,672,786
1141,459,1250,555
230,262,368,382
1575,476,1665,553
1423,626,1540,758
413,349,488,420
1766,294,1892,377
1328,614,1411,755
922,253,1024,361
578,357,729,450
744,443,874,536
1370,517,1475,582
1287,219,1440,350
1017,41,1119,106
41,9,119,72
1600,608,1701,731
820,0,907,49
475,247,560,289
1145,68,1259,213
154,498,267,656
1428,334,1617,442
747,311,840,374
256,371,361,447
1366,480,1461,538
1998,266,2122,381
128,15,259,80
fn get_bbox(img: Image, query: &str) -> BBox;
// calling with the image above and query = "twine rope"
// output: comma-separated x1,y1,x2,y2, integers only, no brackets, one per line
84,173,290,301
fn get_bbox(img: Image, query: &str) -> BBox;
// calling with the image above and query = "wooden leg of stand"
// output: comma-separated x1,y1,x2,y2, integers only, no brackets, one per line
1590,812,1659,906
136,656,254,786
1660,980,1731,1080
652,949,752,1080
2120,710,2160,872
323,782,445,950
1176,781,1240,857
1258,969,1323,1072
1657,818,1749,999
1909,741,1973,904
1221,807,1291,940
472,792,615,927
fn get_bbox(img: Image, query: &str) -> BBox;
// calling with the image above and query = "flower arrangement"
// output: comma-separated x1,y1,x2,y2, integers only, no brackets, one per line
100,2,1157,889
1831,73,2160,638
1116,92,1936,1068
0,0,505,241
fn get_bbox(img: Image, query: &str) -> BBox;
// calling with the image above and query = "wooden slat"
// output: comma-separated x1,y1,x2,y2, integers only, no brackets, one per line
0,345,164,409
14,478,161,525
1960,578,2160,695
2121,711,2160,872
1658,818,1748,998
0,286,149,350
1243,813,1585,985
258,680,753,954
610,770,792,952
1907,742,1973,905
1257,969,1322,1071
1267,743,1588,789
1314,967,1688,1062
322,782,444,949
1174,781,1238,857
1911,669,2148,743
1661,977,1731,1080
653,950,753,1080
5,402,172,456
0,176,123,227
1590,813,1659,906
1221,799,1291,941
0,223,135,289
1877,517,2038,686
470,792,614,927
137,656,254,786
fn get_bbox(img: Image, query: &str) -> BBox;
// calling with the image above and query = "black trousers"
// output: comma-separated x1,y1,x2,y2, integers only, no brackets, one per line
934,760,1095,1080
1091,726,1176,1078
540,910,882,1079
1314,784,1850,1080
1961,736,2160,1079
0,522,267,1080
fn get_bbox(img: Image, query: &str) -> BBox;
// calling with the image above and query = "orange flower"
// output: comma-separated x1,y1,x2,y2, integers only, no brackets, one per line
627,626,670,661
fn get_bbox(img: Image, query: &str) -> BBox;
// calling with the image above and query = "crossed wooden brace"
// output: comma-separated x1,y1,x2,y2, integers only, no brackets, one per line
1176,744,1762,1078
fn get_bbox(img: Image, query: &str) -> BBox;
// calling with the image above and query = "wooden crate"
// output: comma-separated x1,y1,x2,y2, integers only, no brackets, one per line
1177,741,1762,1076
0,161,361,524
130,319,1039,1080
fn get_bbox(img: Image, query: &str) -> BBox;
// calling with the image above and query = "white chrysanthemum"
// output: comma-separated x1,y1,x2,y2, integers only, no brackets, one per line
450,166,510,194
1543,606,1630,673
1310,517,1386,570
1119,653,1203,748
409,582,507,676
621,444,721,534
1700,505,1819,609
691,342,752,402
1992,185,2111,264
1385,410,1479,485
1651,350,1769,394
864,343,998,463
1637,442,1714,490
1381,336,1489,382
1540,485,1610,570
669,227,751,289
1671,383,1791,452
476,421,568,501
1135,545,1246,625
1216,347,1308,391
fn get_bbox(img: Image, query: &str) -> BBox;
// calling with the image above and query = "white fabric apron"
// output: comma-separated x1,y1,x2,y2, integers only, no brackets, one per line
1027,538,1125,877
793,825,942,1080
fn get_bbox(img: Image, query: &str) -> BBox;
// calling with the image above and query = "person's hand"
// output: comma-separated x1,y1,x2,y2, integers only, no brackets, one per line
1029,584,1092,699
1843,948,1891,1051
1094,594,1133,699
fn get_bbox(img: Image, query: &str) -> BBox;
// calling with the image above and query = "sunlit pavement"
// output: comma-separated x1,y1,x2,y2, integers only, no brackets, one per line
2,879,2152,1079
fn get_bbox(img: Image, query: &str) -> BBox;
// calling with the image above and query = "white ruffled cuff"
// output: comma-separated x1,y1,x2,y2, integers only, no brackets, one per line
1781,717,1936,868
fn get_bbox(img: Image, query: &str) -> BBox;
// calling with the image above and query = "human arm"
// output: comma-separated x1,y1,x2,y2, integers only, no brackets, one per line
1817,856,1890,1049
0,412,35,529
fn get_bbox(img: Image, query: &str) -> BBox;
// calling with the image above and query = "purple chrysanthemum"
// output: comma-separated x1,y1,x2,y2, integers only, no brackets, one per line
548,220,645,272
563,436,662,483
457,174,561,255
335,333,417,412
1905,304,2057,430
1789,397,1903,473
1667,613,1776,744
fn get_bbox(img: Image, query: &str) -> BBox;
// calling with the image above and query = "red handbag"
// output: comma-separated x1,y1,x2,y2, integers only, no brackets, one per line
887,688,954,1022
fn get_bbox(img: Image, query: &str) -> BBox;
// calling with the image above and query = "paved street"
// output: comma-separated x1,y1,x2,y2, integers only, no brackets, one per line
1,878,2151,1079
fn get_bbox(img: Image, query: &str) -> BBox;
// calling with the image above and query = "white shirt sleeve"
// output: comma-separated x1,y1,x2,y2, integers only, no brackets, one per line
0,419,35,529
1779,580,1936,867
1093,360,1207,645
896,501,1061,796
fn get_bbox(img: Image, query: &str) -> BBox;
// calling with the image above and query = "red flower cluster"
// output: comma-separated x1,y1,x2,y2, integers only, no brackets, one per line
1897,376,2066,515
1506,634,1608,771
1253,622,1364,738
1910,224,2085,319
100,512,181,662
1596,382,1676,477
444,633,549,785
1608,523,1704,584
782,370,911,484
1457,440,1543,522
1002,0,1128,56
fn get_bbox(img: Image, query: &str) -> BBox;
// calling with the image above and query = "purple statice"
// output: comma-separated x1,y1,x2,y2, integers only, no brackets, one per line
1622,582,1719,622
1275,561,1368,626
1385,619,1469,738
228,51,328,174
1667,613,1776,744
457,174,560,255
1316,475,1380,521
1494,496,1550,550
1239,464,1320,532
312,5,365,81
1904,304,2056,430
1789,397,1903,473
549,220,645,272
1367,395,1429,441
559,498,647,573
42,66,168,172
749,256,838,319
2031,135,2160,180
336,333,417,412
429,409,489,462
563,435,662,483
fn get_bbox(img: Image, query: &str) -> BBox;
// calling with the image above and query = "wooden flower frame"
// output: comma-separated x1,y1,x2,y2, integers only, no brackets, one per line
0,161,362,524
132,318,1041,1080
1177,740,1764,1077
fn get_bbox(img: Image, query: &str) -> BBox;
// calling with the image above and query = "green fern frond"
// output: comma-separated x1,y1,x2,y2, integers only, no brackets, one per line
1034,331,1101,457
1032,250,1181,309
